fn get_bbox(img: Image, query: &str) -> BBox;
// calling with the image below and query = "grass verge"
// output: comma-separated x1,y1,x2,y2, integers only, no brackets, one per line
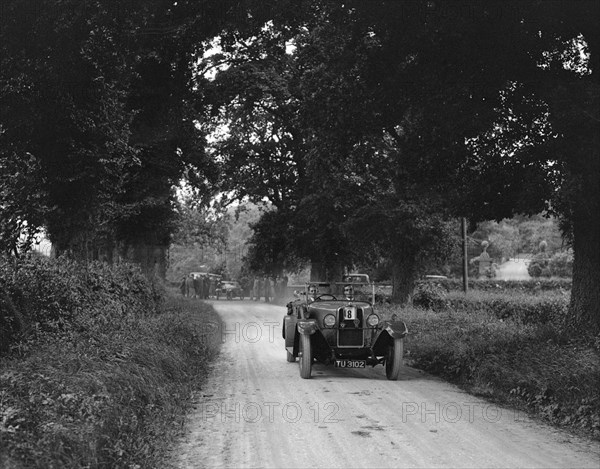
379,303,600,439
0,295,221,469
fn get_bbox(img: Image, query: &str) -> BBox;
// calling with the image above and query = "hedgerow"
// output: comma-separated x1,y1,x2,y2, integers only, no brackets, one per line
0,255,164,353
0,255,222,468
445,290,570,324
412,281,570,325
416,277,572,293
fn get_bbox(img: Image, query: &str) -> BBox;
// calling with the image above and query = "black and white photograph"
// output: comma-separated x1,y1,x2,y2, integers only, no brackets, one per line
1,1,599,468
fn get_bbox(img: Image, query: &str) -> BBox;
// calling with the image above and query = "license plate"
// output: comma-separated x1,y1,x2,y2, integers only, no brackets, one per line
334,360,366,368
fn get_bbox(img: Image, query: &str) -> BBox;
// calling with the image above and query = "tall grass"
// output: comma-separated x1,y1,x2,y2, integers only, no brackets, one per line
1,296,221,468
380,299,600,439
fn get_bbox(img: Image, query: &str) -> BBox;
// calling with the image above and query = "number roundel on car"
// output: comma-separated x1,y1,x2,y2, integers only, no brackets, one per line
344,306,357,320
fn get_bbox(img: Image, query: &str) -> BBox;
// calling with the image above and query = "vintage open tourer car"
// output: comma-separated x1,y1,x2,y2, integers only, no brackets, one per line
282,285,408,380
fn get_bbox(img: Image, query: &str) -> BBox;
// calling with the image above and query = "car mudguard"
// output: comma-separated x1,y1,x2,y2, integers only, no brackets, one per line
381,320,408,339
372,320,408,356
283,315,297,348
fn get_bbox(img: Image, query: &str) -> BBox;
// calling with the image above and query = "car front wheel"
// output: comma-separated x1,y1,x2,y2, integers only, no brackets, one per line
385,337,404,380
299,334,312,379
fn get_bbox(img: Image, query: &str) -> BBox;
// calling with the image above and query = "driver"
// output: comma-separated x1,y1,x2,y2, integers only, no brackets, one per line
343,284,354,301
307,284,318,303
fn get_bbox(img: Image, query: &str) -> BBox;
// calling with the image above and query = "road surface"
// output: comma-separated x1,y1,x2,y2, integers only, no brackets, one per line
172,301,599,468
496,258,531,281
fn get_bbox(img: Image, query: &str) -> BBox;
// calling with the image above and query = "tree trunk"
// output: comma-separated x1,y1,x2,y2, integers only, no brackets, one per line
310,261,343,283
391,256,417,304
326,263,344,283
118,241,168,279
310,261,326,282
569,194,600,334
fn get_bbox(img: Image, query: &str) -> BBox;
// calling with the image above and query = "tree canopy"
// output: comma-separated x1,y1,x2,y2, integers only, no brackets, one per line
205,0,599,324
1,0,240,266
1,1,598,330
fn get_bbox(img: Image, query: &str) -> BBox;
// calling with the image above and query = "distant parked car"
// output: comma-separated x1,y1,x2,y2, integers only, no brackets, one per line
342,273,371,284
423,275,448,280
216,280,244,300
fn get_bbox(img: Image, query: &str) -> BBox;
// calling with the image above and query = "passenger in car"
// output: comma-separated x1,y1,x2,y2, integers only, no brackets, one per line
308,284,318,303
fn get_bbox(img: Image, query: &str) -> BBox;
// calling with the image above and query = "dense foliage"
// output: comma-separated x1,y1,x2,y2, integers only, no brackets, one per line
466,215,565,261
1,0,598,329
0,0,239,267
204,0,598,328
416,277,572,293
0,256,222,468
528,249,574,278
413,281,570,323
0,255,162,353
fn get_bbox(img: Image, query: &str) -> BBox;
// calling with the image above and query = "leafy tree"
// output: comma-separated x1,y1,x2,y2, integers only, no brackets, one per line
288,3,465,298
1,0,242,274
295,0,599,324
1,0,136,258
212,1,599,322
528,241,552,278
0,152,47,256
206,2,481,296
243,209,292,276
167,194,229,281
548,249,574,278
224,203,263,278
4,0,596,329
205,15,358,281
467,215,564,264
437,1,599,329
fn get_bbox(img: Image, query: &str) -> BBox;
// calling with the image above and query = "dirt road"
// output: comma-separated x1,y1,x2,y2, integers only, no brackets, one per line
172,301,599,468
496,258,531,281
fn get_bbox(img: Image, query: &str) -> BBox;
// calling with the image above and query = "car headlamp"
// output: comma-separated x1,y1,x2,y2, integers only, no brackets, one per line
366,314,380,327
323,314,336,328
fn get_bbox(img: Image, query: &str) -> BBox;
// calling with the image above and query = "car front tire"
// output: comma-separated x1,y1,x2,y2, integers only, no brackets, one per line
385,337,404,380
299,334,312,379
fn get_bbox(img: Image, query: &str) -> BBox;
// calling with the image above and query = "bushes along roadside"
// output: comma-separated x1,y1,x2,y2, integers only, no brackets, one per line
0,256,222,468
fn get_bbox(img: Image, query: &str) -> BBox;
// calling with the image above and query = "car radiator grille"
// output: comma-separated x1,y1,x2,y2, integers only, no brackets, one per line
337,308,364,347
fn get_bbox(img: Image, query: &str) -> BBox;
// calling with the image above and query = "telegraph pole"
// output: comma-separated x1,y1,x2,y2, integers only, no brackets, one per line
462,217,469,294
